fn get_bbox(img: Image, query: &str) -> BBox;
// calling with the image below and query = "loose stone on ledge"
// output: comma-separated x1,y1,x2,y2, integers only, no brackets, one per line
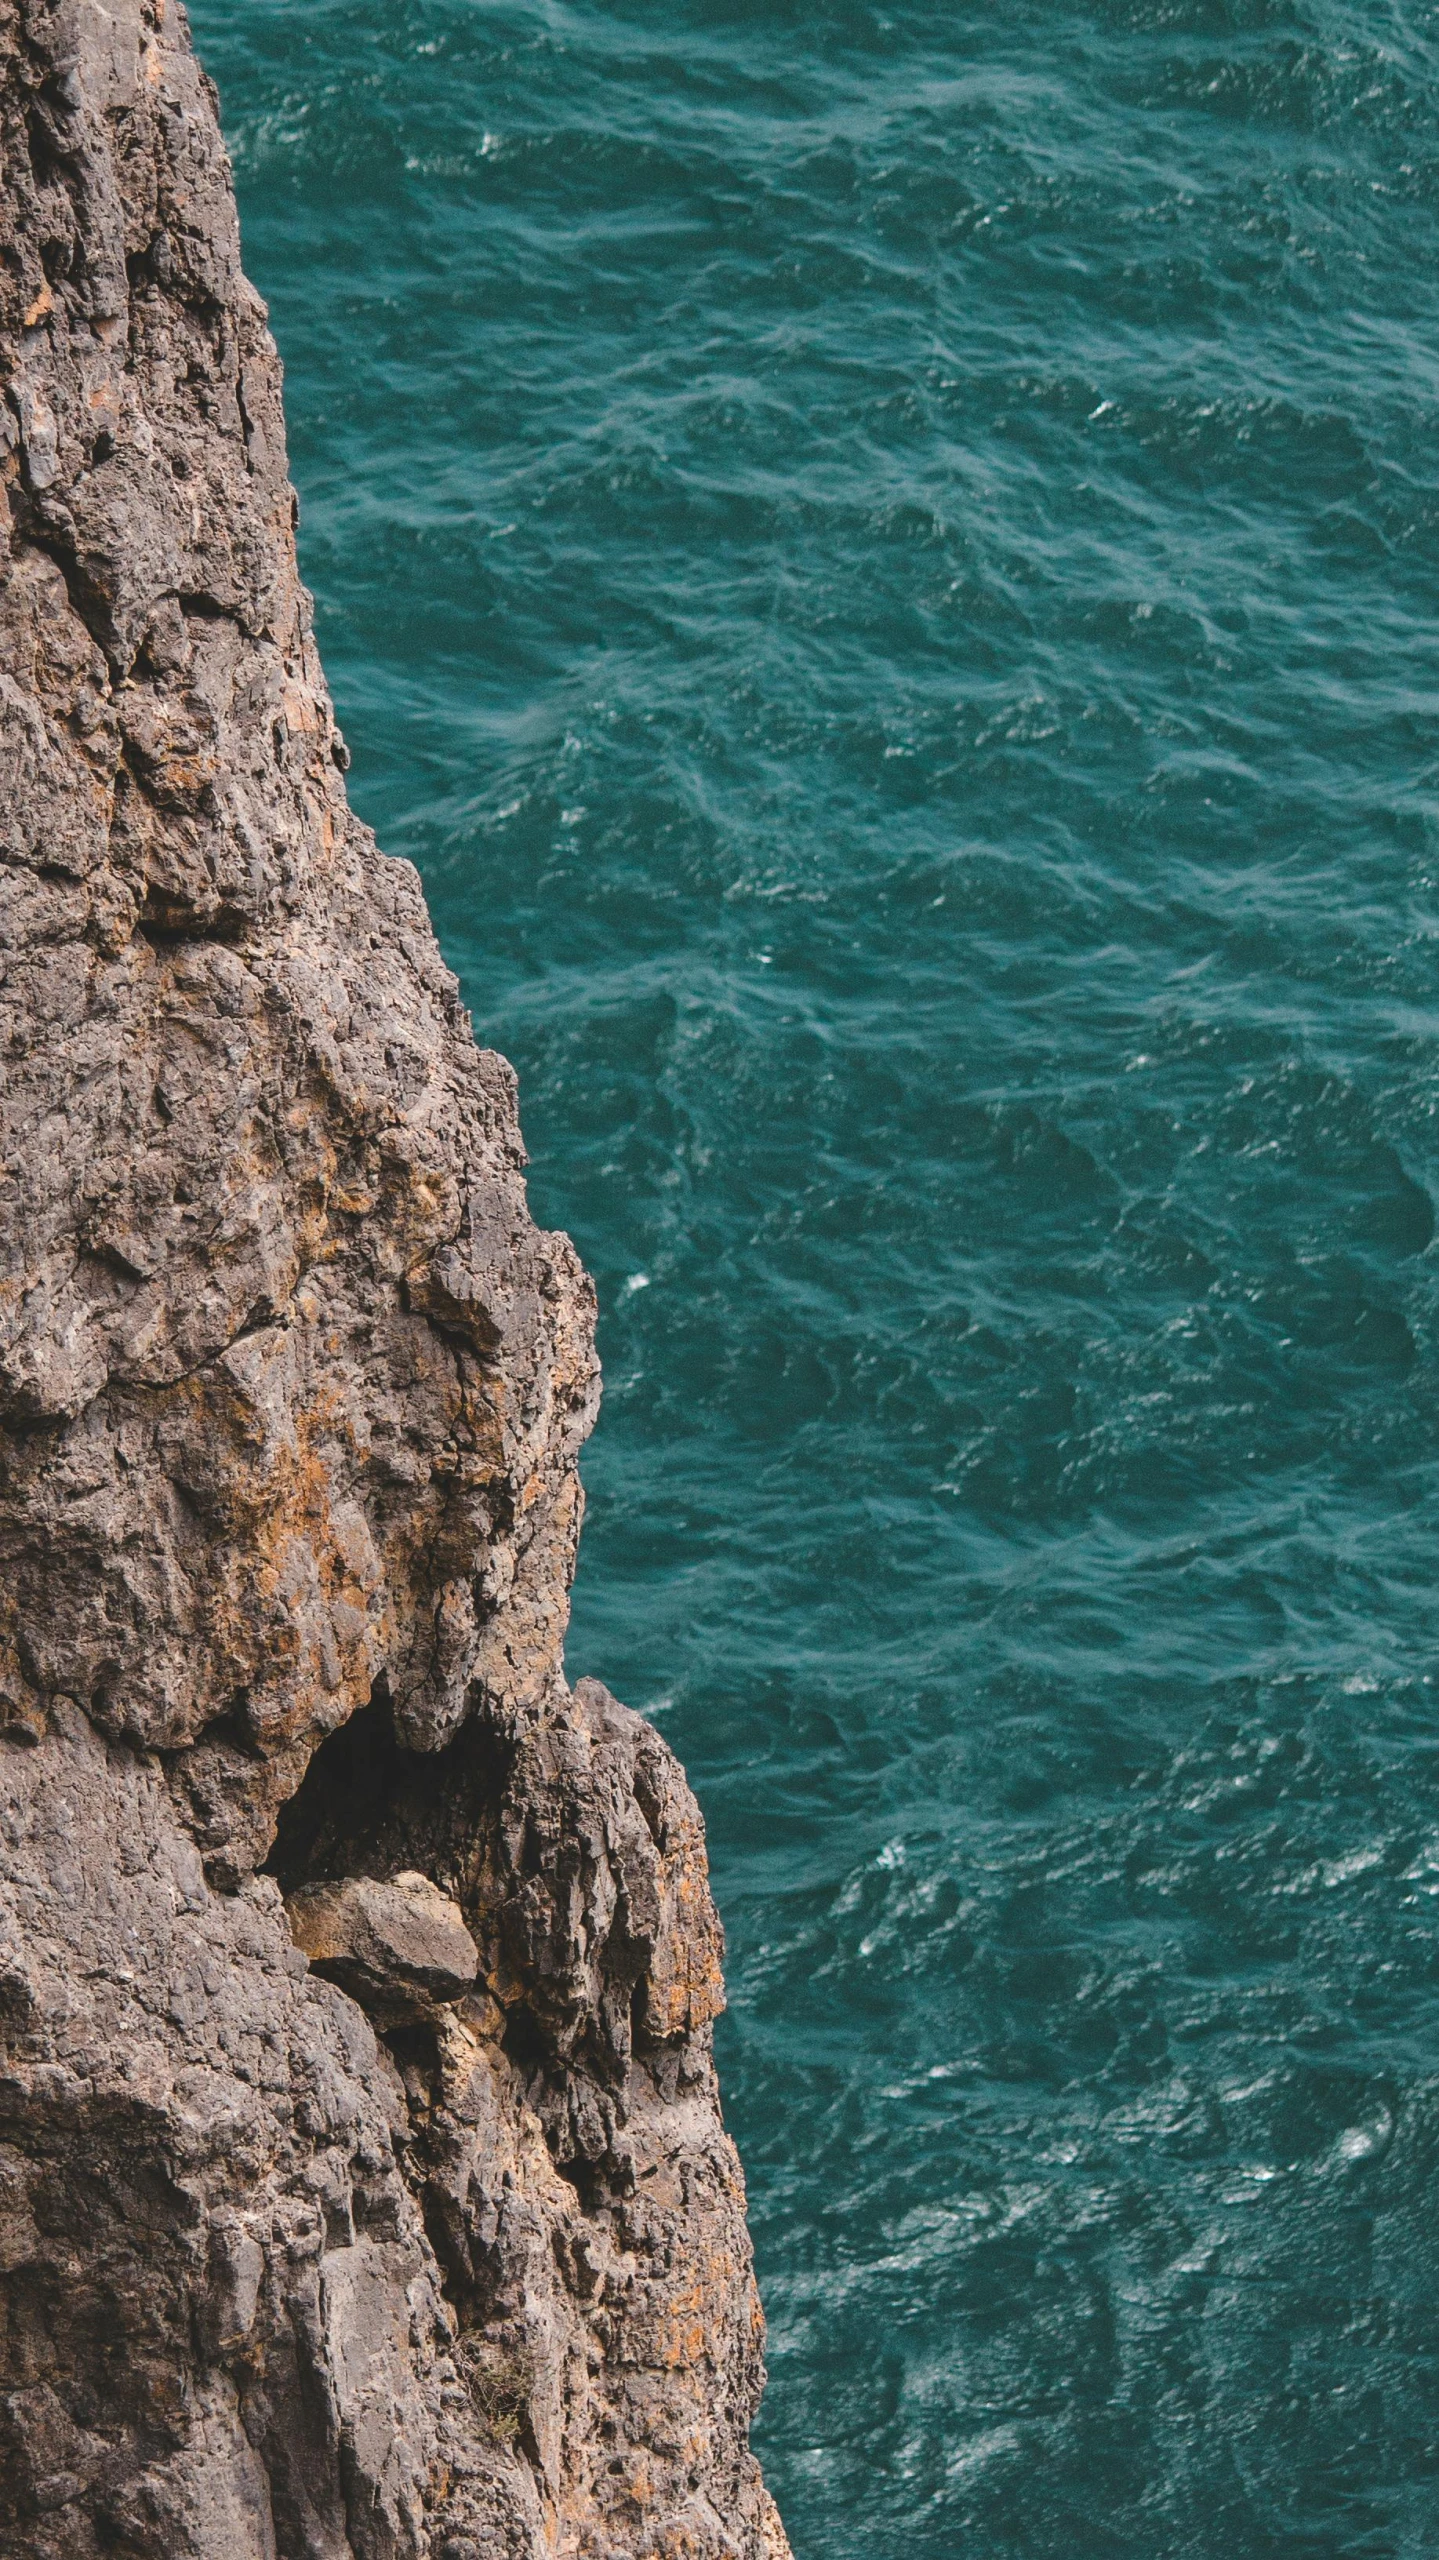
285,1870,480,2022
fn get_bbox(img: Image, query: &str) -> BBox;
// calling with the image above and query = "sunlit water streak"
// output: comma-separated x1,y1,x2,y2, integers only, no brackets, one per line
191,1,1439,2548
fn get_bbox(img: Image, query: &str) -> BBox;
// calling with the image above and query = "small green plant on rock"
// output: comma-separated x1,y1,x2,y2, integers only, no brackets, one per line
457,2336,534,2443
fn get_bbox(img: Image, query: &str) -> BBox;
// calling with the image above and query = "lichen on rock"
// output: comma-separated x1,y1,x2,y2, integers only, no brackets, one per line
0,4,790,2553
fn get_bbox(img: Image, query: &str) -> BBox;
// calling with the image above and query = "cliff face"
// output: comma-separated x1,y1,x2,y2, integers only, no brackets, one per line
0,6,789,2555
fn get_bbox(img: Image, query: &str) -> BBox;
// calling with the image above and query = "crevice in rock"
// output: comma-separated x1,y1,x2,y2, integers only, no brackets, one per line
136,908,251,945
10,521,125,669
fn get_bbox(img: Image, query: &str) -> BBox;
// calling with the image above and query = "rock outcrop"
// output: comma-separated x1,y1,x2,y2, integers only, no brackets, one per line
0,5,789,2554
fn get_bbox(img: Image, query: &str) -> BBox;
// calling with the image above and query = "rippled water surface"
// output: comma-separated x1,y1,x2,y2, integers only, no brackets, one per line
191,1,1439,2548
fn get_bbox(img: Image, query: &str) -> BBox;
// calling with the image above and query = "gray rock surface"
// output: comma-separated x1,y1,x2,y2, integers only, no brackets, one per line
0,3,791,2552
286,1873,480,2024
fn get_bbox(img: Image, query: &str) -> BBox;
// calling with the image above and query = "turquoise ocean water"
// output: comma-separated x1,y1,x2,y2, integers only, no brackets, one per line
192,3,1439,2549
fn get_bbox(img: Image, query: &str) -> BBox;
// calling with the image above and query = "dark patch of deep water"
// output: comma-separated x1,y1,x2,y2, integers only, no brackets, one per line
191,0,1439,2549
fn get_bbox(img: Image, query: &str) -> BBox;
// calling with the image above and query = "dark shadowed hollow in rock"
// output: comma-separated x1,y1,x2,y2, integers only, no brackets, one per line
0,2,789,2553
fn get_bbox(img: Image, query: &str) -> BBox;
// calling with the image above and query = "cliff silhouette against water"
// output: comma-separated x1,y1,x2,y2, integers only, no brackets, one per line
0,4,788,2552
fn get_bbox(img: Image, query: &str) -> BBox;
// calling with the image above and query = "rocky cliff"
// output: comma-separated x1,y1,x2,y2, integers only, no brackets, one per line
0,5,789,2554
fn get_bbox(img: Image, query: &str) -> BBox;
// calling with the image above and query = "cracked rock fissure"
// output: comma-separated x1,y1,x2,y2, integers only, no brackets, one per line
0,5,791,2554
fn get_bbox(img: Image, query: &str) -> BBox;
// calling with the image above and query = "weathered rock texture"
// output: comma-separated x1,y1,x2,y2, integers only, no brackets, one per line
0,5,790,2554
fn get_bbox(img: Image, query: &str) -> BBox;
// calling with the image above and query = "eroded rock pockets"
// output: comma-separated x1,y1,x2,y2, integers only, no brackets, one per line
2,1680,786,2559
0,0,599,1835
259,1679,774,2557
0,2,790,2553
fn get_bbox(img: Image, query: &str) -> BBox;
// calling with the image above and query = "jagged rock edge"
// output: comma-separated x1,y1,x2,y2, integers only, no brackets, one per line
0,3,790,2553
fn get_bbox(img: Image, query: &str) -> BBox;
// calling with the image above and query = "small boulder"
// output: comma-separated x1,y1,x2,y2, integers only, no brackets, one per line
285,1871,479,2024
